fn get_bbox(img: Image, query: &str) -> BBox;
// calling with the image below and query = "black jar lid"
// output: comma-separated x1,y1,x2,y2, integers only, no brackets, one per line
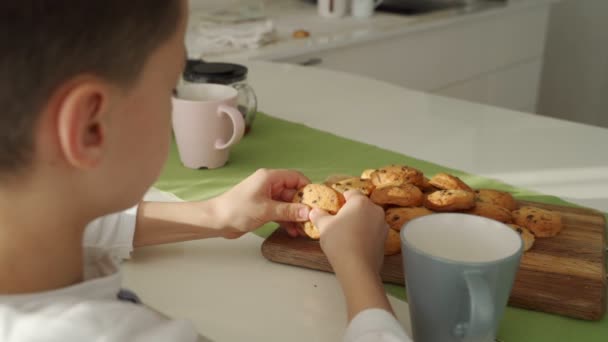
183,60,248,85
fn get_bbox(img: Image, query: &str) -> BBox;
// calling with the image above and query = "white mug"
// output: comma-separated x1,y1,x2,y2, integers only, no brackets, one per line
318,0,348,18
352,0,383,18
172,83,245,169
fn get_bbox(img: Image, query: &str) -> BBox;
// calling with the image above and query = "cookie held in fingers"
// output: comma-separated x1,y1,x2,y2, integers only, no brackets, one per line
507,224,535,251
428,173,473,192
423,190,476,211
512,206,562,238
463,202,513,223
370,165,424,187
385,207,434,231
475,189,518,211
384,228,402,256
370,183,424,207
292,184,345,239
331,177,375,196
301,221,320,240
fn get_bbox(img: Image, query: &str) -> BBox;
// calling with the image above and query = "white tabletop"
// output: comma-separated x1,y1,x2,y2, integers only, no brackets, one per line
123,61,608,341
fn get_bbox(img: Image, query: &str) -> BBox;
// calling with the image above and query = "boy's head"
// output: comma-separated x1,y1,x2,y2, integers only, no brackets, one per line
1,1,187,214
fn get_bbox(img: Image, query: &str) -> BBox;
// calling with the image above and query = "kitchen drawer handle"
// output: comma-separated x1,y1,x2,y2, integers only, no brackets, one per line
297,57,323,66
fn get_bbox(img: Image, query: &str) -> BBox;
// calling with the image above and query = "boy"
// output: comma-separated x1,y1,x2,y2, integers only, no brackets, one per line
0,1,409,340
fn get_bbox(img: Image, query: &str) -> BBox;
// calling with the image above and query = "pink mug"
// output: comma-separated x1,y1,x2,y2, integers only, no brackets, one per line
172,83,245,169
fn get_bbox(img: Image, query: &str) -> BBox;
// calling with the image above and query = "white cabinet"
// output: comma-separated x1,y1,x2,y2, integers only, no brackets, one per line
537,0,608,127
276,4,550,113
437,59,542,112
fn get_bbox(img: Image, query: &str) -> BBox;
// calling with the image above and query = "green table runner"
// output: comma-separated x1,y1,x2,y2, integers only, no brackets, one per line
155,113,607,341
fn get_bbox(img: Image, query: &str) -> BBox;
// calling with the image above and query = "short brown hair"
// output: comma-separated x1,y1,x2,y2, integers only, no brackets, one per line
0,1,181,174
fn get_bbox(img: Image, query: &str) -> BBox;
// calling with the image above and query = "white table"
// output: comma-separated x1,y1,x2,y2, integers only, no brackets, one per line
122,61,608,341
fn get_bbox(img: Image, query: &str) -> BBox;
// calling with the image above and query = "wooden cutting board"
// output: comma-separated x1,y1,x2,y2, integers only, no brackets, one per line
261,200,607,321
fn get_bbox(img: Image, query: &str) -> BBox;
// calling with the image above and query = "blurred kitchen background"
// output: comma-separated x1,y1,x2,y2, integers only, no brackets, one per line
186,0,608,128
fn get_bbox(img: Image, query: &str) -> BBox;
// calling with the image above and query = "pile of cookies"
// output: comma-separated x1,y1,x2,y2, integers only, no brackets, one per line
292,165,563,256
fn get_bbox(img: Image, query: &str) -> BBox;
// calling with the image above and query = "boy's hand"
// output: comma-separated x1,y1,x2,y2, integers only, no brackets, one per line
310,190,388,275
211,168,311,239
310,190,394,321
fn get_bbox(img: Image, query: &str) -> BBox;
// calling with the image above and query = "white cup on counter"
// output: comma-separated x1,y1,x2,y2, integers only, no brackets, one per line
352,0,384,18
318,0,348,18
172,83,245,169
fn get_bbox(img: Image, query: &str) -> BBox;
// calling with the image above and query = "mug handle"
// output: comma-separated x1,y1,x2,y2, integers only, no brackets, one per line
455,270,494,341
215,104,245,150
374,0,384,8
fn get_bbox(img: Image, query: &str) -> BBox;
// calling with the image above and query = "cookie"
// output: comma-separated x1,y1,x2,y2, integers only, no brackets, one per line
292,184,345,239
428,173,473,192
300,221,320,240
475,189,518,211
421,177,439,193
323,174,355,186
423,190,476,211
384,228,402,256
507,224,535,251
370,183,424,207
463,202,513,223
360,169,377,180
385,207,434,231
370,165,424,187
292,29,310,38
331,177,375,196
512,206,562,238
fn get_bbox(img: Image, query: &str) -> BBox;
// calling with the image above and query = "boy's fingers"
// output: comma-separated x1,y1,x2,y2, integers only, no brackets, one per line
268,170,310,197
276,188,297,202
343,189,364,201
278,221,301,238
309,208,332,235
286,226,298,237
270,202,310,222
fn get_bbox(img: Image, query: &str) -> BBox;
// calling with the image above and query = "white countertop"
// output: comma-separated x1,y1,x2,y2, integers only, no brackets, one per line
189,0,556,61
123,61,608,341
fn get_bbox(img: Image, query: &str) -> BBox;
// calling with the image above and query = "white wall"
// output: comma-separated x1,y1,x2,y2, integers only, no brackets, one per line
537,0,608,127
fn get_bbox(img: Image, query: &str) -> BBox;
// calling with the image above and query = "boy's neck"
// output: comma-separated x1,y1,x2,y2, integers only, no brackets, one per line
0,180,90,295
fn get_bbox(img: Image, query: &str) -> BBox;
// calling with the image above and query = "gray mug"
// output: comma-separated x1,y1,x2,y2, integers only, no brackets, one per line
400,213,523,342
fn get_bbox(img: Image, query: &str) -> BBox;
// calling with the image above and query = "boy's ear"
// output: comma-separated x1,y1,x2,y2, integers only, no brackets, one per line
56,80,112,170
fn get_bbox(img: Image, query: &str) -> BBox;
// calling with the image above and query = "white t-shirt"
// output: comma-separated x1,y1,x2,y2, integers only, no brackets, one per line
0,207,410,341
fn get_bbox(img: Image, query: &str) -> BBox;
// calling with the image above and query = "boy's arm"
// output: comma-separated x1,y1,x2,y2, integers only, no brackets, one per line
133,200,228,247
84,169,308,258
134,169,310,247
310,192,411,341
84,200,230,252
337,264,410,342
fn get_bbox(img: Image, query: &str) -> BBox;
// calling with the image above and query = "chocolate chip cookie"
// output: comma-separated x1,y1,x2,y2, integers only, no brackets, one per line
370,165,424,188
423,189,476,211
512,206,563,238
331,177,375,196
428,173,473,192
476,189,518,211
370,183,424,207
292,184,345,239
508,224,535,251
464,202,513,223
385,207,434,231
